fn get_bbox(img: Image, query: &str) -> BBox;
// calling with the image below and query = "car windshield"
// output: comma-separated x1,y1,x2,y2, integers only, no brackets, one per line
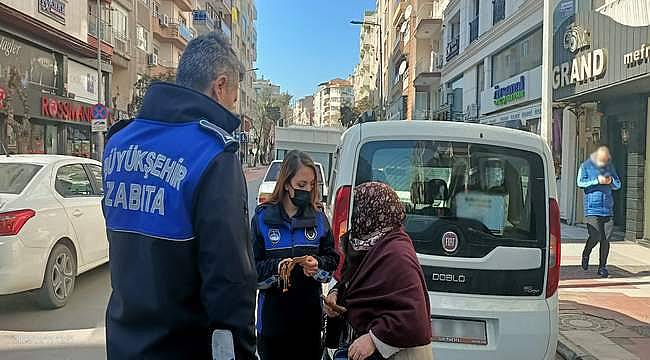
356,140,546,254
0,163,43,194
264,162,282,181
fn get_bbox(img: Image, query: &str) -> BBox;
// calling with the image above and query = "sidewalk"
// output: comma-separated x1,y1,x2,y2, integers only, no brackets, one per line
244,165,267,182
558,241,650,359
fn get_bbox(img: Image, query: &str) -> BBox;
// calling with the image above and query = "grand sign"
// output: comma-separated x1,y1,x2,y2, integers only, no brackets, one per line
552,48,608,90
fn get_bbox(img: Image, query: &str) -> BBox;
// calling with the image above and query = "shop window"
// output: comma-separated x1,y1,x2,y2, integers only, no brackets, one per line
45,124,58,154
491,27,542,84
66,126,91,158
55,164,93,197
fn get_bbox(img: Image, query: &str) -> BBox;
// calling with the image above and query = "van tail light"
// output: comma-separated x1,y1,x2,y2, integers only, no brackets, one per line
0,209,36,236
546,198,561,298
332,186,352,280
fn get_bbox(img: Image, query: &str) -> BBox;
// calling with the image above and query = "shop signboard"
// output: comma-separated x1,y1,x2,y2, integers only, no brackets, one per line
0,30,58,93
481,67,542,115
67,61,99,104
552,1,650,101
38,0,66,25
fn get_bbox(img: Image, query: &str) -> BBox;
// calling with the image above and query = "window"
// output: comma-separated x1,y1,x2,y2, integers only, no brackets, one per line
491,27,542,84
112,5,128,40
136,25,148,51
55,164,94,197
0,164,42,194
86,164,103,195
493,0,506,24
152,2,160,18
355,140,546,256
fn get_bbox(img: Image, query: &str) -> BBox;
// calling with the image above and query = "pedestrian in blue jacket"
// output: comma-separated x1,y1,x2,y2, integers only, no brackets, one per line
251,151,340,360
577,146,621,278
103,32,257,359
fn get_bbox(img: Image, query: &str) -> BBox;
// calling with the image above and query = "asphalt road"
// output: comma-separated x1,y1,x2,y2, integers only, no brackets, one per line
0,174,265,359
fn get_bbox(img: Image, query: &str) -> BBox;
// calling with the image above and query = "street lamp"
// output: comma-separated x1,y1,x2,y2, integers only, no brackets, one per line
351,20,383,120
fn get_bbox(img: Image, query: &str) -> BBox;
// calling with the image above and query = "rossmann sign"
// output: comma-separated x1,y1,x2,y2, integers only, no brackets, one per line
40,96,108,123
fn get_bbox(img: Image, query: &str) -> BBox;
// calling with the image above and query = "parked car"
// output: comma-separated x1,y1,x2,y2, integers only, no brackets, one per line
0,155,108,308
326,121,560,360
257,160,328,205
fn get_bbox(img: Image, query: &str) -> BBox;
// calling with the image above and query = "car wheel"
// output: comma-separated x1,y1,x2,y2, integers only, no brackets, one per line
35,243,77,309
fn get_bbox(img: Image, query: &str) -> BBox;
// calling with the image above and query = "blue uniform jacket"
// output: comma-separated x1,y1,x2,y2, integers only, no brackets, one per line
251,203,339,338
577,158,621,217
103,82,257,359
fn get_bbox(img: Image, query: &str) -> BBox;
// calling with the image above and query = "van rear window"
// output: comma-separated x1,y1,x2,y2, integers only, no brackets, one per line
355,140,546,256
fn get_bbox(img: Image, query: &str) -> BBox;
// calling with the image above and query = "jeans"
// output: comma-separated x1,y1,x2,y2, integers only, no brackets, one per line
582,216,614,268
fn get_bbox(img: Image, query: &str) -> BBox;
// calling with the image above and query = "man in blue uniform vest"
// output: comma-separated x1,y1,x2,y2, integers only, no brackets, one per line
103,32,257,359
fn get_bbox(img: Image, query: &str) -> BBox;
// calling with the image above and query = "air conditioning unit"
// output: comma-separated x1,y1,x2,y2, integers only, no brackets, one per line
147,53,158,66
159,14,170,27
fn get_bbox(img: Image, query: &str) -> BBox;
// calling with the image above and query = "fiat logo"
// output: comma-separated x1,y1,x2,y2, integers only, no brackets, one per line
442,231,459,253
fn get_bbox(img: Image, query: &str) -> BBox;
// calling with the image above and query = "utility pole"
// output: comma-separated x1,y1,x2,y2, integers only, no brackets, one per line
541,0,554,144
96,0,104,160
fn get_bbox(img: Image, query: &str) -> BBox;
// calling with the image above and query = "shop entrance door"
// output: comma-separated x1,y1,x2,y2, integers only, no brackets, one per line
607,118,627,227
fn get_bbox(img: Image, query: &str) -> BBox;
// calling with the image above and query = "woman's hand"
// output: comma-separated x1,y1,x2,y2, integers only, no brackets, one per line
322,292,347,318
298,256,319,277
348,334,376,360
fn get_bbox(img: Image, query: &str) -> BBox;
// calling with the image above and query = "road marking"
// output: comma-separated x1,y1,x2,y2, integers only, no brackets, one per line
0,328,105,350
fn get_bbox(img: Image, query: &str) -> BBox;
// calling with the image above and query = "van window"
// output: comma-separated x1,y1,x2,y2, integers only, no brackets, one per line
264,162,282,181
356,140,546,256
0,164,42,194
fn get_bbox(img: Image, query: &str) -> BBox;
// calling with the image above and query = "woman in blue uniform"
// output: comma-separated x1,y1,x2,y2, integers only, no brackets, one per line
252,150,339,360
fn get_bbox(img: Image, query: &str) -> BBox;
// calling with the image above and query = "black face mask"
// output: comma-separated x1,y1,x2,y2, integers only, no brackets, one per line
290,187,311,210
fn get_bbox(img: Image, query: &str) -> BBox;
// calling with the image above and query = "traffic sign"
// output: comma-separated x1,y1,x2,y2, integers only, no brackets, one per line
92,118,107,132
239,132,248,143
92,104,108,119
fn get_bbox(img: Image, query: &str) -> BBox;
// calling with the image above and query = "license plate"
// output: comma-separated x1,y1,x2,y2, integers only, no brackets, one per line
431,317,488,345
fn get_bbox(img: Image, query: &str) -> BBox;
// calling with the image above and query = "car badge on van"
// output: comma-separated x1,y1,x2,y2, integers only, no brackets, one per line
442,231,459,254
269,228,281,245
305,227,317,241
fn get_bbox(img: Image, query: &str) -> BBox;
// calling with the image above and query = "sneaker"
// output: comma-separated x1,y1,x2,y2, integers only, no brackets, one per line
581,256,589,271
598,267,609,278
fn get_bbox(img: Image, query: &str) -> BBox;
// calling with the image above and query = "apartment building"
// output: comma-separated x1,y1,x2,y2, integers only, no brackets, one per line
313,79,354,128
231,0,257,133
293,96,314,126
440,0,542,128
0,0,113,158
374,0,446,121
352,11,379,108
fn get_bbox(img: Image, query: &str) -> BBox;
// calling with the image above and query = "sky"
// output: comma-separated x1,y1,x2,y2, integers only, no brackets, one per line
256,0,377,100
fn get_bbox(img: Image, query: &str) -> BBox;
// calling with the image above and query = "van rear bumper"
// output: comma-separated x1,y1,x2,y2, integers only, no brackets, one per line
429,292,558,360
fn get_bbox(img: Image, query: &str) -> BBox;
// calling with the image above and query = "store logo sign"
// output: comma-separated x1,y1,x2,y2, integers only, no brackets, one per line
41,96,99,122
38,0,66,25
564,23,591,54
494,76,526,106
0,36,21,57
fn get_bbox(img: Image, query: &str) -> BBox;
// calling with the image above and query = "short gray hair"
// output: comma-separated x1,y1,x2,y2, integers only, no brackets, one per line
176,32,242,93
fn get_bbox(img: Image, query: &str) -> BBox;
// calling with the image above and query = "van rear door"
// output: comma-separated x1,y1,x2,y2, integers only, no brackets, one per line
354,140,548,297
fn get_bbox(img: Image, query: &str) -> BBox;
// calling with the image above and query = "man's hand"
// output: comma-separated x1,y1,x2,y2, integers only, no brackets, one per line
598,175,612,185
349,334,376,360
322,292,347,318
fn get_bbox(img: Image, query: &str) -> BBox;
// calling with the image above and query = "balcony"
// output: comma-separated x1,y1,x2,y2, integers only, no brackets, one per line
414,53,441,87
174,0,193,12
469,16,479,43
113,32,132,63
493,0,506,25
88,15,112,45
446,36,459,61
415,1,443,39
153,17,194,48
193,10,215,35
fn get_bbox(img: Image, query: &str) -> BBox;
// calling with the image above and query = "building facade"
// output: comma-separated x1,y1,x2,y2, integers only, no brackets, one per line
313,79,354,128
231,0,257,133
0,0,113,158
293,95,314,126
353,11,379,109
552,0,650,244
440,0,542,128
374,0,446,121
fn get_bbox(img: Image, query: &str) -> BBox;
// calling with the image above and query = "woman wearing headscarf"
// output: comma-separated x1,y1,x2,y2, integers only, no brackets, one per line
324,182,432,360
251,150,339,360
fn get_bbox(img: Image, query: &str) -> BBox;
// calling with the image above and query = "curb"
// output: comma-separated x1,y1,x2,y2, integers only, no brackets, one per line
557,334,598,360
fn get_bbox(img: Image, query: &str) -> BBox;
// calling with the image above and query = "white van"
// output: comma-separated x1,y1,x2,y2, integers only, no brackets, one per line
327,121,560,360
